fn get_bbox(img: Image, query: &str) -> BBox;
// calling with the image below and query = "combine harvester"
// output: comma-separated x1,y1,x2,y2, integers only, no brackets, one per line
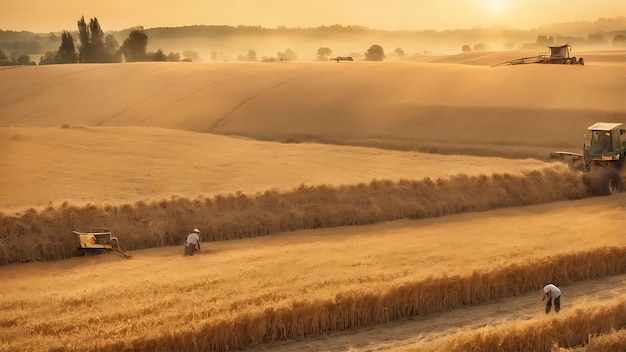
493,44,585,66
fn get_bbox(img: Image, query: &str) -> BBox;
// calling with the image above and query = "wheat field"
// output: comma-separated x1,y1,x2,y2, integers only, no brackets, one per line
1,50,625,351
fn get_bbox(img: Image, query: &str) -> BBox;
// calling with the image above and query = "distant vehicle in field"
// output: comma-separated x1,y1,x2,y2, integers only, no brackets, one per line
551,122,625,195
331,56,354,62
74,229,131,258
493,44,584,66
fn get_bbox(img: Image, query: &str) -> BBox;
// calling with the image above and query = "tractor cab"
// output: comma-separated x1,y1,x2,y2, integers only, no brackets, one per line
544,44,583,65
548,44,571,62
550,122,625,195
585,122,626,162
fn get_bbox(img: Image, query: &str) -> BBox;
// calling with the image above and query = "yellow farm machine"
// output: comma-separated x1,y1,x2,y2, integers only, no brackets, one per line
551,122,625,196
494,44,584,66
74,229,132,258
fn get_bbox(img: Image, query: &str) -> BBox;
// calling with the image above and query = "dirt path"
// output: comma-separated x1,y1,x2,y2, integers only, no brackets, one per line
253,274,626,351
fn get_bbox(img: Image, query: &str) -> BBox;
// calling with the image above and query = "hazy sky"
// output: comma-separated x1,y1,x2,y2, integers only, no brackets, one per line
2,0,625,33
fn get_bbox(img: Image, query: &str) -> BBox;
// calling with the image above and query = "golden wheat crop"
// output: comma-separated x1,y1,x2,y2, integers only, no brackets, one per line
408,298,626,352
1,246,623,352
0,165,586,265
584,328,626,352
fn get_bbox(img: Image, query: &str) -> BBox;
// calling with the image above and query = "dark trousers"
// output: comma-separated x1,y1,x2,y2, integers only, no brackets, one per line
546,296,561,313
184,244,195,256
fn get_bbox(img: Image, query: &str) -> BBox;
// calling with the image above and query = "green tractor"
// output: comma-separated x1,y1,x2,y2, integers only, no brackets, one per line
551,122,625,195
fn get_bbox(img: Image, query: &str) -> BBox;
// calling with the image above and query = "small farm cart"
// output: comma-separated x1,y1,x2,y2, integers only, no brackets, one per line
74,229,132,258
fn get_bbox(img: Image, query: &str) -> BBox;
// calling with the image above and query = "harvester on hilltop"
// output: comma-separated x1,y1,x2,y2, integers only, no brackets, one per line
493,44,584,66
551,122,625,195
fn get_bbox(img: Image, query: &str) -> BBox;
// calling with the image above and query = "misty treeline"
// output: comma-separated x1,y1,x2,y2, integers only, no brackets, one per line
0,16,196,66
37,16,190,65
2,16,625,66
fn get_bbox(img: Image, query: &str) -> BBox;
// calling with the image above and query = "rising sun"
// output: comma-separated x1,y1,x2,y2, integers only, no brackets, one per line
487,0,506,13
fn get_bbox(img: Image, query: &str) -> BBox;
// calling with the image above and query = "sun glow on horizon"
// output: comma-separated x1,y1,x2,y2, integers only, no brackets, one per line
0,0,625,33
487,0,506,14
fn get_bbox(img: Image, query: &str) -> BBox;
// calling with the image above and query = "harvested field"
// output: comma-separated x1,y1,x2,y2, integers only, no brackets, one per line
0,50,625,351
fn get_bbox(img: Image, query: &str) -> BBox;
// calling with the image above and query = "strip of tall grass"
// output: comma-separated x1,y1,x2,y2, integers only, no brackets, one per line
410,299,626,352
584,328,626,352
0,166,586,264
33,246,623,352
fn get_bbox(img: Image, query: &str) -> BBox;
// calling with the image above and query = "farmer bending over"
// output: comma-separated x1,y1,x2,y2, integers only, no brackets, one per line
542,283,561,314
184,228,201,256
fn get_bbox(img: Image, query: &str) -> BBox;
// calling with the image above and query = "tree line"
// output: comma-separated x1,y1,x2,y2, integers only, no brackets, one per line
1,17,624,65
460,33,626,52
0,16,189,66
38,16,185,65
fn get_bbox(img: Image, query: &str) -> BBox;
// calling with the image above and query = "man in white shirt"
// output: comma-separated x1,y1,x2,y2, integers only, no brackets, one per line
542,283,561,314
184,228,201,256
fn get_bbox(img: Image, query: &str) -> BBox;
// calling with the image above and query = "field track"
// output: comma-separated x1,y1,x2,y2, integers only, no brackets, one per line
255,274,626,351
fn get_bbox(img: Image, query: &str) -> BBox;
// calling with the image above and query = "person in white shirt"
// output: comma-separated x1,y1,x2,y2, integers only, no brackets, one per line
184,228,201,256
542,283,561,313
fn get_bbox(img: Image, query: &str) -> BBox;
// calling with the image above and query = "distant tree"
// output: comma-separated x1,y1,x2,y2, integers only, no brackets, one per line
89,18,106,60
76,16,107,62
183,50,202,62
473,42,487,51
211,50,218,61
0,49,13,65
120,29,148,62
613,34,626,47
39,51,58,65
364,44,385,61
152,49,167,61
77,16,90,61
248,50,258,61
57,30,77,63
277,48,298,61
317,47,332,61
461,44,471,52
104,34,121,62
237,49,258,62
16,54,33,65
535,35,554,47
166,52,181,62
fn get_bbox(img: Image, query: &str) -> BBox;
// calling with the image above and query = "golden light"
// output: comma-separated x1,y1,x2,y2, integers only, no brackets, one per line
487,0,506,13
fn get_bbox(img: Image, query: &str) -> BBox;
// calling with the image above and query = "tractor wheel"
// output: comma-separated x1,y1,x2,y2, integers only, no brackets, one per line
578,57,584,65
585,170,623,196
571,57,577,64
